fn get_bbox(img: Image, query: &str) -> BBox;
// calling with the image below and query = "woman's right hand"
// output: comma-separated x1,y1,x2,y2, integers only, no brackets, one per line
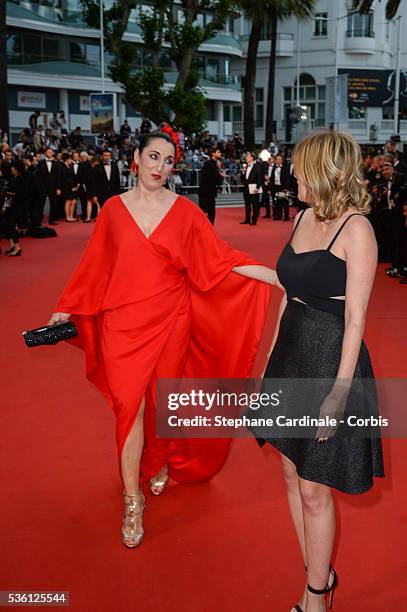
47,312,71,326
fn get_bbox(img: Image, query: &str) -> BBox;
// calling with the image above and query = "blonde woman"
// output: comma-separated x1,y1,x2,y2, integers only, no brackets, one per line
249,132,384,612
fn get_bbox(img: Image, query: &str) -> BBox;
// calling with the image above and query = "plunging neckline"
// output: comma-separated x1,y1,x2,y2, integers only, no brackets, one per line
118,193,181,240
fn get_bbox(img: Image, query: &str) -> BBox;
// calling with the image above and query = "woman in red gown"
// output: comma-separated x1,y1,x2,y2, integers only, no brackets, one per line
48,125,280,547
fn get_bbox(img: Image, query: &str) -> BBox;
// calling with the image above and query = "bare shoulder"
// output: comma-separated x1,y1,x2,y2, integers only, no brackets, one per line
343,213,375,242
293,207,311,226
342,213,377,262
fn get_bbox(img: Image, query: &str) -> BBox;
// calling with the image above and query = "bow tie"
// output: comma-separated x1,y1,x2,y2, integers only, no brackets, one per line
104,162,111,166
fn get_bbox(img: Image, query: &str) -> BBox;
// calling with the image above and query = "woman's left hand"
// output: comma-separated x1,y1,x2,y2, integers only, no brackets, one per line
315,381,350,442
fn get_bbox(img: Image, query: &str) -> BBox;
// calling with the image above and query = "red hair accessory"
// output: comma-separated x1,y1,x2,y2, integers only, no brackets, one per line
160,123,181,163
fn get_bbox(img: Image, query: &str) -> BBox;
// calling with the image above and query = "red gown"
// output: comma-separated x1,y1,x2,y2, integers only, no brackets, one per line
55,194,271,483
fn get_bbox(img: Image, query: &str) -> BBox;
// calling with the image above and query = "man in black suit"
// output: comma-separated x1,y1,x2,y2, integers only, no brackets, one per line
385,140,407,175
270,153,292,221
36,147,61,225
241,151,264,225
198,148,223,225
92,149,121,208
381,162,407,275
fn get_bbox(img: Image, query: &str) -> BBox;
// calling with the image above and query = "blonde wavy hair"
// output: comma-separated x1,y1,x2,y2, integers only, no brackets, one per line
292,131,371,221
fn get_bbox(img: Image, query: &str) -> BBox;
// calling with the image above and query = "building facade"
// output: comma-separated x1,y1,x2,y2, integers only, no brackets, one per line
231,0,407,144
6,0,242,140
6,0,407,145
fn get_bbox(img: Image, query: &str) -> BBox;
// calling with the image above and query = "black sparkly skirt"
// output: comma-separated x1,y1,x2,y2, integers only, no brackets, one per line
250,299,385,494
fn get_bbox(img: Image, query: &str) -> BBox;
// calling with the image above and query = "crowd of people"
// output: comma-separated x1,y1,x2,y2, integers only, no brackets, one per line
363,139,407,285
0,119,406,282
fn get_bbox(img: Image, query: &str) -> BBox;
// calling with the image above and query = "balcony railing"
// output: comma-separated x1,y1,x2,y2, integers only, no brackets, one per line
381,120,394,131
199,73,241,88
232,121,264,133
7,52,100,70
9,0,84,25
348,119,368,130
240,32,294,43
345,30,375,38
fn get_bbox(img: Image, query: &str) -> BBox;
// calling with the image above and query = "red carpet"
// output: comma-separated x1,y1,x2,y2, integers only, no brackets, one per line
1,207,406,611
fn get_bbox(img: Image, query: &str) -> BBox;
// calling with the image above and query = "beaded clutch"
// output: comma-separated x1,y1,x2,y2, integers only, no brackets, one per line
22,321,78,347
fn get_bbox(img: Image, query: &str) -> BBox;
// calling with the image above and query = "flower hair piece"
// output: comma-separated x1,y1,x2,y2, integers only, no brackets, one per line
159,123,182,163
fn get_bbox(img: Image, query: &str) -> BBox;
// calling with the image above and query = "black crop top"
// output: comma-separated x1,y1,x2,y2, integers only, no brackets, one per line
276,209,364,315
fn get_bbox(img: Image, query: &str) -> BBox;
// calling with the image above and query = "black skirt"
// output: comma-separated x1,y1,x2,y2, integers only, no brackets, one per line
250,299,384,494
62,190,77,201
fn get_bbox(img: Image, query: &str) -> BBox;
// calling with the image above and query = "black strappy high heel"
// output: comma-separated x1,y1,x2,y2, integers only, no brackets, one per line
292,565,337,612
291,565,307,612
307,566,338,610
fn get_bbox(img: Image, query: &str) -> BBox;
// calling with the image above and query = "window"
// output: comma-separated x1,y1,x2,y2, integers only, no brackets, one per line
284,87,292,102
284,74,326,125
347,11,374,37
43,38,58,61
86,43,100,68
224,104,231,122
261,23,272,40
232,106,242,122
6,29,101,68
196,13,212,28
158,50,171,68
143,50,152,66
206,58,219,80
256,88,264,128
6,33,22,63
314,13,327,37
206,101,215,121
24,33,41,62
70,42,85,63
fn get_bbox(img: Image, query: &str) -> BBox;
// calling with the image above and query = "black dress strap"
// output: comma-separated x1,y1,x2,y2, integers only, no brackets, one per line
327,213,364,251
290,208,307,239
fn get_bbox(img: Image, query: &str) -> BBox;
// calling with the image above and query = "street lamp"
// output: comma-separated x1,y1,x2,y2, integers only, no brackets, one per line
100,0,105,94
393,15,402,135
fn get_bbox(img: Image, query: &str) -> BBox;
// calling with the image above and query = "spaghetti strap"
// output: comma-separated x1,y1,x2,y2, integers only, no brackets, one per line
290,208,307,239
327,213,364,251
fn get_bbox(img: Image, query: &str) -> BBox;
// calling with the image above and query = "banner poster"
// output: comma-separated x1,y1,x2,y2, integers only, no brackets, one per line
339,68,407,111
90,93,115,134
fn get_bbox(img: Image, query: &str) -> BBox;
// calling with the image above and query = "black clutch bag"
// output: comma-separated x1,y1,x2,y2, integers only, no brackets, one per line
22,321,78,347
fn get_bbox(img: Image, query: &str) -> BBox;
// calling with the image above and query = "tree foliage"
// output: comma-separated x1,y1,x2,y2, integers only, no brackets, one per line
353,0,401,20
238,0,316,147
80,0,235,134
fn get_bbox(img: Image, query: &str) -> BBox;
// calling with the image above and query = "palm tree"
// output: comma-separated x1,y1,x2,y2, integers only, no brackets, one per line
264,0,316,144
238,0,264,148
0,0,8,134
238,0,315,148
353,0,401,20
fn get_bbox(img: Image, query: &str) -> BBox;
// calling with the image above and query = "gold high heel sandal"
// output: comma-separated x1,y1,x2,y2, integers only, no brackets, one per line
149,465,169,496
122,490,145,548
